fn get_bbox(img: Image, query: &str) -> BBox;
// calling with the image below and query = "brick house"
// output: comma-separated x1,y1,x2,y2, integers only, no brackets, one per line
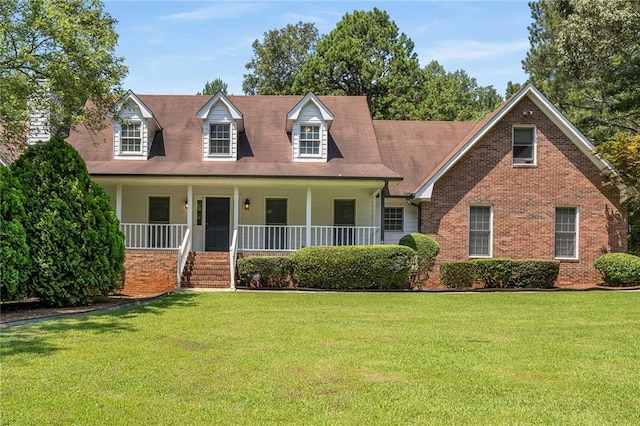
62,84,626,293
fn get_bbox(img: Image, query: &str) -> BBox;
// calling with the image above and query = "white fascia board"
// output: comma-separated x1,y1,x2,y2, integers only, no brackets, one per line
286,92,334,131
109,90,161,128
196,92,244,131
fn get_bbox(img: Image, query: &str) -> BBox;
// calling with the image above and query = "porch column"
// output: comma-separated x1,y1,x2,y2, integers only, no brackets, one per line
233,186,239,231
306,187,312,247
187,185,193,229
380,180,387,244
115,184,122,221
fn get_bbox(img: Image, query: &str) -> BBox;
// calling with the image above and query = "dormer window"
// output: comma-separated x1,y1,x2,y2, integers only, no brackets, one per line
299,125,321,157
286,93,334,162
196,93,243,162
120,122,142,154
209,123,231,156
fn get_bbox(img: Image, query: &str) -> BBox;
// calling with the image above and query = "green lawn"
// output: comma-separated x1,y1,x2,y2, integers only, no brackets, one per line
2,292,639,425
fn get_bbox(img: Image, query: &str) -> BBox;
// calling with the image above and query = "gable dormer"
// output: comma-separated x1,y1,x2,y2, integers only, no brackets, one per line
286,93,334,162
196,92,243,161
109,91,160,160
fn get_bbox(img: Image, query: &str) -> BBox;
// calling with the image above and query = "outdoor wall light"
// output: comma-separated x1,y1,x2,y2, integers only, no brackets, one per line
184,199,188,209
244,198,251,210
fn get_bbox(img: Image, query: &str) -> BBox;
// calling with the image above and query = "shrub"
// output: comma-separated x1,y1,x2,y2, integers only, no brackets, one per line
510,260,559,288
472,259,514,288
0,167,31,301
237,256,293,288
594,253,640,287
439,262,476,289
399,233,440,282
11,137,125,306
290,245,414,290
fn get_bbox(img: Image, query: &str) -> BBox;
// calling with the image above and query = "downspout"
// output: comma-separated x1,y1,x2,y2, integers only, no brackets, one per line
405,193,422,232
380,180,388,244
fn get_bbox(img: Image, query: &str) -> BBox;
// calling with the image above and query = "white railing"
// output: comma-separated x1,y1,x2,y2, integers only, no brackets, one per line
237,225,379,251
229,229,238,289
120,223,188,249
176,229,192,286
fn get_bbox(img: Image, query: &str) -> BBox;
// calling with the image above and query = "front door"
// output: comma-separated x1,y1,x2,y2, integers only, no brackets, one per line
334,199,356,245
205,197,230,251
265,198,287,249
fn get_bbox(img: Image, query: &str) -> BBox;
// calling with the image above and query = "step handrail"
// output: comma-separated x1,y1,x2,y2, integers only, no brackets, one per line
229,229,238,289
177,229,192,286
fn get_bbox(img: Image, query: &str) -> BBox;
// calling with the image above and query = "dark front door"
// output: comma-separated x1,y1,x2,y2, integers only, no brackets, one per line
334,199,356,245
265,198,287,249
205,197,230,251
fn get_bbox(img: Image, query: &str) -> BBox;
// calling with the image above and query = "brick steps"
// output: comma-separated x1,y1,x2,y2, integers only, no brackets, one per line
181,252,231,289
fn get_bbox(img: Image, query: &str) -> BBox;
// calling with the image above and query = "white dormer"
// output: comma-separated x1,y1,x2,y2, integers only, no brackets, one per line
196,92,243,161
109,91,161,160
286,93,334,162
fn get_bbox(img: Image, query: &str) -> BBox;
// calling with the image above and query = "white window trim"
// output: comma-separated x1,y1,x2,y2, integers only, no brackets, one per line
554,206,579,260
512,125,537,166
468,205,493,258
208,122,232,158
384,206,404,232
147,195,171,224
297,123,323,159
118,120,145,157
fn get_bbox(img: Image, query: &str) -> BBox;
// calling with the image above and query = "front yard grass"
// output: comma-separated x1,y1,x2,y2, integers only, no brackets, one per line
2,292,639,425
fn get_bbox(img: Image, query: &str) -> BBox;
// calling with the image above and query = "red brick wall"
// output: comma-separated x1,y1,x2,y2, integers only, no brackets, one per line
421,97,627,287
121,250,178,296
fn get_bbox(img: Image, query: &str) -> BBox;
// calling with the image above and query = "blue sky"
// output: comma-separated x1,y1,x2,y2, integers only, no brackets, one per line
103,0,533,97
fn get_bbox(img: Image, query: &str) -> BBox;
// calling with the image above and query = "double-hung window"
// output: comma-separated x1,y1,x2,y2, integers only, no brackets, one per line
469,206,492,257
209,123,231,156
555,207,578,258
384,207,404,232
121,122,142,154
299,125,321,156
513,127,536,165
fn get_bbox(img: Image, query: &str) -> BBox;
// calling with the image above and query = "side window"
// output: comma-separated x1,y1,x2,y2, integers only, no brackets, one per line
384,207,404,232
513,127,536,165
555,207,578,258
469,206,492,257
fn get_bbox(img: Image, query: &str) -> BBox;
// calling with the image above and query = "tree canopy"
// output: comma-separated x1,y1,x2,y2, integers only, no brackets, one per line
523,0,640,142
197,78,228,95
243,22,319,95
0,0,127,149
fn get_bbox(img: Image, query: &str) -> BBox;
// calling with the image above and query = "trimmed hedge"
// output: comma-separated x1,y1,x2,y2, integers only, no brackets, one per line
439,262,476,289
472,259,513,288
237,256,293,288
398,233,440,274
510,260,559,289
594,253,640,287
290,245,414,290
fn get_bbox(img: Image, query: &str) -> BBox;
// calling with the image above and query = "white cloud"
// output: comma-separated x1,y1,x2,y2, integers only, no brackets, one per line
420,39,530,62
161,2,268,22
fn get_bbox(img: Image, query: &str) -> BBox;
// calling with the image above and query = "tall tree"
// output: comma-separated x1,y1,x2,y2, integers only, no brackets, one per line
197,78,228,95
0,0,127,150
243,22,319,95
417,61,502,121
292,8,423,120
523,0,640,142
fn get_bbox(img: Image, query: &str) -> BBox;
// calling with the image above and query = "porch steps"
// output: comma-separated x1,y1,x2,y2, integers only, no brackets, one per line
181,252,231,289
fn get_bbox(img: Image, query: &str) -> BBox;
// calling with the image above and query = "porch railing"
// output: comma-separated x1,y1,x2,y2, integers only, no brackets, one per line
237,225,379,251
120,223,188,249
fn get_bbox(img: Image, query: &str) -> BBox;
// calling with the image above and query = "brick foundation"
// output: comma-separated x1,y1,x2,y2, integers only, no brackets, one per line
121,250,178,296
420,97,627,287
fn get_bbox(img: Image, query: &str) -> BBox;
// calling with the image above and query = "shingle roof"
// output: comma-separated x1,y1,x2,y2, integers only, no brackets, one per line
374,120,478,196
67,94,401,181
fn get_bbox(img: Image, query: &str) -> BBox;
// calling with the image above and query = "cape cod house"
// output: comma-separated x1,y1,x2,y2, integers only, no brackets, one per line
61,84,626,293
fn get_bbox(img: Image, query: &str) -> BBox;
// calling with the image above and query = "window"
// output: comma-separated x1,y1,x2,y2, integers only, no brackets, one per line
555,207,578,258
513,127,535,165
384,207,404,232
121,122,142,153
299,125,321,156
469,206,491,257
148,196,170,248
209,123,231,155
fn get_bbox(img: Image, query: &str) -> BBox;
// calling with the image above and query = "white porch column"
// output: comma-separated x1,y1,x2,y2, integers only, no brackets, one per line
233,186,239,231
187,185,193,229
306,187,312,247
115,184,122,221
